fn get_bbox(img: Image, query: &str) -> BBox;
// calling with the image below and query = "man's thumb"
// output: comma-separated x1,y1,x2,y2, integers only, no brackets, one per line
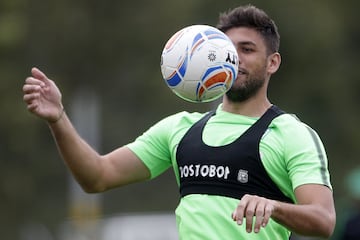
31,67,48,81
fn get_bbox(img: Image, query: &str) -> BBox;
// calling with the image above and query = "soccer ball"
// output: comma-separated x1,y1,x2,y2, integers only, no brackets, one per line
160,24,238,102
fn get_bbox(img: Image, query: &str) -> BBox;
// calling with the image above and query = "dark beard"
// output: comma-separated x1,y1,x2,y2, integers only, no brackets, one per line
225,77,265,102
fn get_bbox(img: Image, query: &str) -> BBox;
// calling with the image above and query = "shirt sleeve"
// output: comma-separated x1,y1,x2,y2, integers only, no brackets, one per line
126,114,176,179
282,115,332,190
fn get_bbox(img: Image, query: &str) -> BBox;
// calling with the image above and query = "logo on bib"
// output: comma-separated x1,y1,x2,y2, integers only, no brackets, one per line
179,164,230,180
237,169,248,183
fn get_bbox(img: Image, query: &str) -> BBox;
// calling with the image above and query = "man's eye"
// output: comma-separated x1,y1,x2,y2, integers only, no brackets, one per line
243,47,253,52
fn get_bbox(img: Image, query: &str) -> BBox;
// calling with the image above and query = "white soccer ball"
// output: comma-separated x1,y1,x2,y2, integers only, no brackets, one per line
160,24,238,102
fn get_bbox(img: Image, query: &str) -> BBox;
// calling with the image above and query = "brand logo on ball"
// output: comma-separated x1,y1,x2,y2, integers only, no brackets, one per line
226,52,237,65
208,51,216,62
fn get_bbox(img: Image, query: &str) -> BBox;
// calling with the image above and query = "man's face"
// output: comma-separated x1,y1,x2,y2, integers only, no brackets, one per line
225,27,270,102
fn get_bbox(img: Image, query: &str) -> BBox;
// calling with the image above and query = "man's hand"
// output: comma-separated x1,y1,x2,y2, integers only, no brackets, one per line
23,67,64,123
231,194,278,233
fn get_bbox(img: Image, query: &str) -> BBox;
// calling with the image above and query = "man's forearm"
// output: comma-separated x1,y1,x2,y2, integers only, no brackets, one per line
48,112,104,192
272,201,335,238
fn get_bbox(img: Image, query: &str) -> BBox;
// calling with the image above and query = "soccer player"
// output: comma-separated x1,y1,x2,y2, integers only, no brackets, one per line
23,5,336,239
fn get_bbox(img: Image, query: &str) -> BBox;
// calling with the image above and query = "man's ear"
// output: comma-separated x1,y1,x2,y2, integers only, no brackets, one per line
267,52,281,74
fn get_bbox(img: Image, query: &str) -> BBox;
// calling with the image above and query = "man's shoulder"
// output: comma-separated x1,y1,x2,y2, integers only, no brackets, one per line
272,111,322,144
274,111,311,129
160,111,206,126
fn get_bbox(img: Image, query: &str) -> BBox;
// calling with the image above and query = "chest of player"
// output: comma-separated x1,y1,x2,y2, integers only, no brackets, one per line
176,106,293,203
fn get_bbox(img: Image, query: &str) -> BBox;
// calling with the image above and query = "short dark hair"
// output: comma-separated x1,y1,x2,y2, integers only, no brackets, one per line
217,5,280,54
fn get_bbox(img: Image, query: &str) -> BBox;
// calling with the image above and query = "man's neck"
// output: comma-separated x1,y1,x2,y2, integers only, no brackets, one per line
221,95,272,117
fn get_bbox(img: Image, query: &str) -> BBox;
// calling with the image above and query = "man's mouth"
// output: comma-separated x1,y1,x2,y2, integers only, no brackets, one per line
238,68,247,75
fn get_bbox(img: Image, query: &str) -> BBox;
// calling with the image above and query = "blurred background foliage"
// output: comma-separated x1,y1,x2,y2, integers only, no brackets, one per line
0,0,359,239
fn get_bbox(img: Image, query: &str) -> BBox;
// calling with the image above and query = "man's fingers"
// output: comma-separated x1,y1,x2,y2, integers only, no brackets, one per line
25,76,46,87
232,195,276,233
23,91,39,104
245,200,256,233
27,102,39,112
254,202,265,233
31,67,53,87
233,196,248,225
23,83,42,94
262,204,273,227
